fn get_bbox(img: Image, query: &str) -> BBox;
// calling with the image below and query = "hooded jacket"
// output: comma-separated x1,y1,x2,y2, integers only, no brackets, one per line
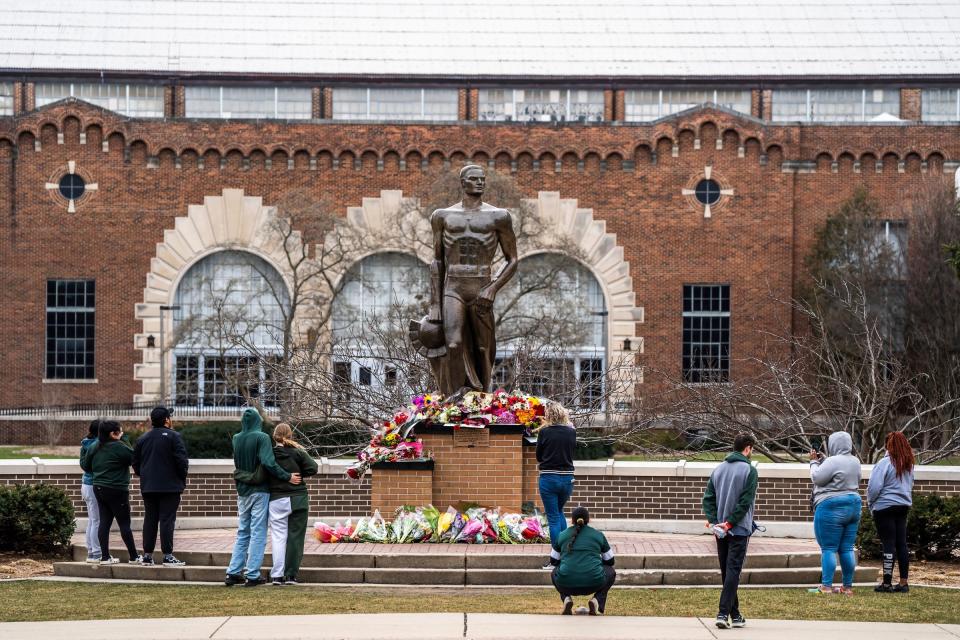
132,426,189,493
866,454,914,512
232,408,291,497
810,431,862,508
80,436,97,486
702,451,759,537
80,440,134,490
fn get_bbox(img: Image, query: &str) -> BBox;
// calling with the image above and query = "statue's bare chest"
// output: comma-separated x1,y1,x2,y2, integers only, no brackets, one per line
443,211,498,236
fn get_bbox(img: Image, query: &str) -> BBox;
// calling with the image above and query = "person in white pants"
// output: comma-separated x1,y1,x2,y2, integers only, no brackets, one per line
269,497,293,580
80,421,102,562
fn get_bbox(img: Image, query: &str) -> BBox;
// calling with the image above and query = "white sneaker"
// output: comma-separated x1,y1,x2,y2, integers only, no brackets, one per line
85,556,101,564
561,596,574,615
588,598,600,616
129,555,146,564
99,556,120,565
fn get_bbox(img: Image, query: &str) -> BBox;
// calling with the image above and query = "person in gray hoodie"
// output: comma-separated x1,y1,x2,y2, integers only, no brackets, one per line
702,433,758,629
866,431,915,593
808,431,862,594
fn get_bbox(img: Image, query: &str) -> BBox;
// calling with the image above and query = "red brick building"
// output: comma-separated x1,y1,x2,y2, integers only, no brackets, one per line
1,2,959,413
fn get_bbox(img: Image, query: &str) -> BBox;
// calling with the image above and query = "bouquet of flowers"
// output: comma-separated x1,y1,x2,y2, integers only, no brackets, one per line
352,510,390,543
408,389,548,432
345,410,427,482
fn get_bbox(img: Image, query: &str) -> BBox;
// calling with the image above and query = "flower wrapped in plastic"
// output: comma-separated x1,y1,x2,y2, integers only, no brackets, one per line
498,513,525,543
313,521,338,543
421,505,441,540
455,517,484,543
333,519,354,541
521,515,547,541
356,510,389,543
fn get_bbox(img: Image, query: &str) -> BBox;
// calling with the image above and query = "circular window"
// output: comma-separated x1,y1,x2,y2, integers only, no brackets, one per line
58,173,85,201
694,178,721,206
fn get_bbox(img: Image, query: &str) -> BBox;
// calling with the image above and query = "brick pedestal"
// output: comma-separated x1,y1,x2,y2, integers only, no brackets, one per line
370,459,434,515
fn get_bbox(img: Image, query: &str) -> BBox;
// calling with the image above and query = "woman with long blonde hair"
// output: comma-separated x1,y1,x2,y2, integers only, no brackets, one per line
267,423,317,585
536,402,577,569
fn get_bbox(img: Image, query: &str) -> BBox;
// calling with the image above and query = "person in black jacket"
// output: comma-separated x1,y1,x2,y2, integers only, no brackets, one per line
536,402,577,569
132,406,189,567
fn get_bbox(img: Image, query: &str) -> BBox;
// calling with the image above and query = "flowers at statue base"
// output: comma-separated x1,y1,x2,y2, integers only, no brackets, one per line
344,390,548,481
411,389,547,432
314,505,549,544
344,413,425,482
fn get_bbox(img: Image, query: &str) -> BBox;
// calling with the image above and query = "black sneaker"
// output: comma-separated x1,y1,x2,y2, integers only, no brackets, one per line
875,582,893,592
224,574,245,587
162,555,186,567
561,596,574,615
731,615,746,628
140,554,154,566
285,577,300,585
244,577,267,587
892,584,910,593
715,614,732,629
271,577,285,586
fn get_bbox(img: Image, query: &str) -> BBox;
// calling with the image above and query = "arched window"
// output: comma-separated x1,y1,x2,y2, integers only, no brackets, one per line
171,250,290,407
331,252,429,388
493,253,607,407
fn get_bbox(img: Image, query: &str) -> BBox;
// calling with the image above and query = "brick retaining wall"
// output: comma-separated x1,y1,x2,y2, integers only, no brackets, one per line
2,459,956,523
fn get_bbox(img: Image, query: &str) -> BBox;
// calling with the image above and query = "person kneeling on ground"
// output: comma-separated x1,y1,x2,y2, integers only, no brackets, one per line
549,506,616,616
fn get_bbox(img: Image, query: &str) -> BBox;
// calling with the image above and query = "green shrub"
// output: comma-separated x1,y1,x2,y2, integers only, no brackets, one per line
857,494,960,561
175,422,240,459
574,429,615,460
0,484,75,553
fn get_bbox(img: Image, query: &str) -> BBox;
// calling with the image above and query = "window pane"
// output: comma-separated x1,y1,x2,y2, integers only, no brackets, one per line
715,89,752,114
771,89,809,121
46,279,95,379
332,88,369,119
0,82,12,116
184,86,222,117
810,88,863,122
478,88,511,121
682,284,730,383
624,89,660,121
221,86,275,118
276,87,312,119
35,82,72,107
922,88,959,122
480,87,604,122
125,84,164,117
369,88,423,119
863,88,900,120
422,89,459,120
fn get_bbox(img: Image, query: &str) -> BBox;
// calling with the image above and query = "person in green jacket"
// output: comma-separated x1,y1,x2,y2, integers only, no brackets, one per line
266,423,318,585
549,506,616,615
225,408,301,587
79,420,143,565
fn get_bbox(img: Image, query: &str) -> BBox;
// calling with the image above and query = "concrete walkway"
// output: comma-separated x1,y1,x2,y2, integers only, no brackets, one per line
1,613,958,640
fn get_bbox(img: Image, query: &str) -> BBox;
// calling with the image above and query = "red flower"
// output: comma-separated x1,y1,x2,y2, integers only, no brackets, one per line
346,466,360,480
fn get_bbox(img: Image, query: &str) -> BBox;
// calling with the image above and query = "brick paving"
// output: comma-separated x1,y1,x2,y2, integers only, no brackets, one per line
75,528,818,557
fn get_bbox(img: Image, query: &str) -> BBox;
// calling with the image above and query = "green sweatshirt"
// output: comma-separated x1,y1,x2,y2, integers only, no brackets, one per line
268,446,319,498
79,440,134,490
232,408,291,496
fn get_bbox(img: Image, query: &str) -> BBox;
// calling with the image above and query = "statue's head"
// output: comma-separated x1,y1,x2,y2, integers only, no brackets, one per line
459,164,486,197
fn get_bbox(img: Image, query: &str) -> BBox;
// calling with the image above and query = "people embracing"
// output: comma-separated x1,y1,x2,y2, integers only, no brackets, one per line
536,402,577,570
235,423,318,585
867,431,915,593
132,406,189,567
226,408,301,587
808,431,862,595
79,420,143,565
702,433,759,630
549,506,616,616
79,420,102,563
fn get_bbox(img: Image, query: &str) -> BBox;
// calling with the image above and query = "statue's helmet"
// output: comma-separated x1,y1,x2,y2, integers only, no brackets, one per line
409,316,447,358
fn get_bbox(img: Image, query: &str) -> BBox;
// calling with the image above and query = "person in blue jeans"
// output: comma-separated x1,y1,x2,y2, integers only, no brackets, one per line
536,402,577,569
808,431,862,595
225,408,301,587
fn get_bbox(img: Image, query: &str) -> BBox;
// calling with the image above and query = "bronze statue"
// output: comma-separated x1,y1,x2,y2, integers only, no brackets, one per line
409,165,518,398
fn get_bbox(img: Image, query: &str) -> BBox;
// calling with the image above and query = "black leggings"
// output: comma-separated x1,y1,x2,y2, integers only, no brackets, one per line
552,565,617,613
94,485,138,561
873,505,910,582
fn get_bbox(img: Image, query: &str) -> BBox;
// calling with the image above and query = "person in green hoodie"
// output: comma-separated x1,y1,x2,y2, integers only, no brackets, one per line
225,408,301,587
79,420,143,565
265,423,318,585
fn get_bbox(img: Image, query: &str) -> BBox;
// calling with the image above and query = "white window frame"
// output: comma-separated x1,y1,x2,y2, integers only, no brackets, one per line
185,86,311,119
921,88,960,122
332,87,458,121
624,89,751,121
772,88,900,122
35,82,164,117
479,88,605,122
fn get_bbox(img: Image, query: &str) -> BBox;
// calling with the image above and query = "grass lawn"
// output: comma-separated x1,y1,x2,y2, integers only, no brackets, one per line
0,446,74,460
1,582,959,624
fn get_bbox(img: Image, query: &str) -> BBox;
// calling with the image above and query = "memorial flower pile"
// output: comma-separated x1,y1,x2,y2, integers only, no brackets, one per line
344,390,548,481
410,389,548,431
314,505,549,544
344,411,425,481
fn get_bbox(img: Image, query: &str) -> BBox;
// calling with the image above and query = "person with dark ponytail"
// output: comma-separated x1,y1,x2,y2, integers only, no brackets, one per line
867,431,915,593
80,420,143,565
79,419,102,563
548,506,616,615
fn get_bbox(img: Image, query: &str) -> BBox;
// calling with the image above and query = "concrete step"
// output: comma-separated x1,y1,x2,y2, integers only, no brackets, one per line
69,546,825,570
53,561,877,587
